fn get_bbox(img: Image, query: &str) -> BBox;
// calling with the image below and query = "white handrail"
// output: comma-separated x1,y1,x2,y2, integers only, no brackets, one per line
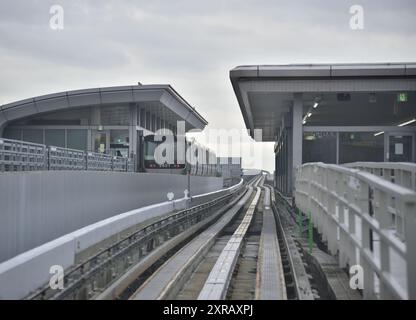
343,162,416,191
295,162,416,300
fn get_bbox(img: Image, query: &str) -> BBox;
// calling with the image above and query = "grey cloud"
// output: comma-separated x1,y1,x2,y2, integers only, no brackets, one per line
0,0,415,171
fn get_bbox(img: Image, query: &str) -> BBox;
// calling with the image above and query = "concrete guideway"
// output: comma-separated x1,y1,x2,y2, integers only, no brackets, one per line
255,186,287,300
197,179,262,300
130,177,261,300
0,179,243,300
97,185,247,300
270,188,315,300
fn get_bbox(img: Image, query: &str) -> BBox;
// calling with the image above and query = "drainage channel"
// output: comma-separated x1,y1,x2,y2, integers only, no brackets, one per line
271,187,317,300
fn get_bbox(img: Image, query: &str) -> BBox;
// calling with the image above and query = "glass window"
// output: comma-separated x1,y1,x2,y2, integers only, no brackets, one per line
303,132,337,164
144,140,158,160
3,128,22,140
339,132,384,164
67,129,87,151
146,112,151,130
110,130,129,157
100,105,129,125
45,129,65,148
23,129,43,144
140,109,146,128
389,135,412,162
152,115,156,132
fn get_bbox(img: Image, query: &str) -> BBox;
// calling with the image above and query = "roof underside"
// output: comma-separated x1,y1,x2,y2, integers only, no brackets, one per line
230,63,416,141
0,85,208,131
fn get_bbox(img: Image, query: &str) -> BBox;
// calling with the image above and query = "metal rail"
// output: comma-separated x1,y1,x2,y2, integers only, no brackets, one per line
344,162,416,191
269,185,314,300
198,178,262,300
26,183,244,300
129,176,260,300
256,186,287,300
295,162,416,300
0,137,134,172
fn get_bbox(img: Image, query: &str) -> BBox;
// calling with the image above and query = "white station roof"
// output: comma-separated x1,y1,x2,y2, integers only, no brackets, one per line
0,84,208,131
230,63,416,141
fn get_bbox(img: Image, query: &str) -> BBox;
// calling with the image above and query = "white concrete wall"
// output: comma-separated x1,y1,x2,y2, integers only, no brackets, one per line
0,180,242,300
0,171,222,262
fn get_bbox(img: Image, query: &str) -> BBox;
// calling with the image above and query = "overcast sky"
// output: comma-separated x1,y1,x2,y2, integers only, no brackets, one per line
1,0,415,171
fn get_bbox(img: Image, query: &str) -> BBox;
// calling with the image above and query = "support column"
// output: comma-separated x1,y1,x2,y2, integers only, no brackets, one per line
336,132,340,164
129,103,138,159
291,93,303,195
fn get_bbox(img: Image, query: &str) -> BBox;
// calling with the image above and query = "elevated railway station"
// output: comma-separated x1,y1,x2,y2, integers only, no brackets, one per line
0,64,415,301
231,62,416,195
230,63,416,300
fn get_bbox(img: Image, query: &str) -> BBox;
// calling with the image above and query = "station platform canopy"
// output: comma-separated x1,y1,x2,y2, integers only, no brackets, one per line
230,63,416,141
0,84,207,132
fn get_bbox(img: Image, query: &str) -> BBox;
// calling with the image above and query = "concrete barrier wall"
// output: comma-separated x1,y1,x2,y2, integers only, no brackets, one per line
0,198,187,300
0,171,223,262
0,181,241,300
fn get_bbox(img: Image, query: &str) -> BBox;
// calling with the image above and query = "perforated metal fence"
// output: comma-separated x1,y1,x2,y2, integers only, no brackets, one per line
0,137,134,173
48,146,85,170
0,138,46,171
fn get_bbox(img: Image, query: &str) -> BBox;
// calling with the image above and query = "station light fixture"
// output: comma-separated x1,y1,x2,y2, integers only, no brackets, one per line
313,102,319,109
374,131,384,137
307,112,312,118
398,118,416,127
302,119,306,125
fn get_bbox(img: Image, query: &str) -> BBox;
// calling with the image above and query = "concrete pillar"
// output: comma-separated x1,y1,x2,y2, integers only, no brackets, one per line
0,124,5,137
91,105,100,126
129,103,138,158
291,93,303,194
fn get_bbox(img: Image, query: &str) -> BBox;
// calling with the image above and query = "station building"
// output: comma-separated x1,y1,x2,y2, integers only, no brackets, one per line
0,84,207,159
231,63,416,195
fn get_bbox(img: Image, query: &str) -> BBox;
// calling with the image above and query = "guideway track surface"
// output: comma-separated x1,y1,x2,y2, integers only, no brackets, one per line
255,186,287,300
130,176,261,300
100,185,247,300
26,182,244,300
197,178,262,300
270,186,314,300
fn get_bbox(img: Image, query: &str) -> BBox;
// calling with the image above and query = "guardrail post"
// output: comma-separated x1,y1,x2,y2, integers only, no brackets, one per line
0,139,4,172
404,201,416,299
308,211,313,253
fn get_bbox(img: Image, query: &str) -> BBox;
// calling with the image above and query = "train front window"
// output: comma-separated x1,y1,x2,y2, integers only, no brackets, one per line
144,141,158,161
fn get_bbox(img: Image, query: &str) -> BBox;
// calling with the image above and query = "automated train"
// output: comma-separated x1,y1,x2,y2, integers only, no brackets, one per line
143,134,219,176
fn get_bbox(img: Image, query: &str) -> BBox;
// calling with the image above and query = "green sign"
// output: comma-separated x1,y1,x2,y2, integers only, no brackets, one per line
398,92,408,102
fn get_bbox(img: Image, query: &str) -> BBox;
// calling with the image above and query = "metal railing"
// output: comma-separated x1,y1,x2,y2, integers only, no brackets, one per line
344,162,416,191
295,162,416,300
0,138,46,171
48,146,85,170
0,137,134,173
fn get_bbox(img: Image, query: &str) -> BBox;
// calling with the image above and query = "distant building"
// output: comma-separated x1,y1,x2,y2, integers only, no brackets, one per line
0,84,207,159
217,157,242,186
231,63,416,195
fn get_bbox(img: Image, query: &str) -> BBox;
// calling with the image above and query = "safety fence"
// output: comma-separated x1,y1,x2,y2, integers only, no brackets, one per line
0,137,134,173
295,162,416,300
344,162,416,191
